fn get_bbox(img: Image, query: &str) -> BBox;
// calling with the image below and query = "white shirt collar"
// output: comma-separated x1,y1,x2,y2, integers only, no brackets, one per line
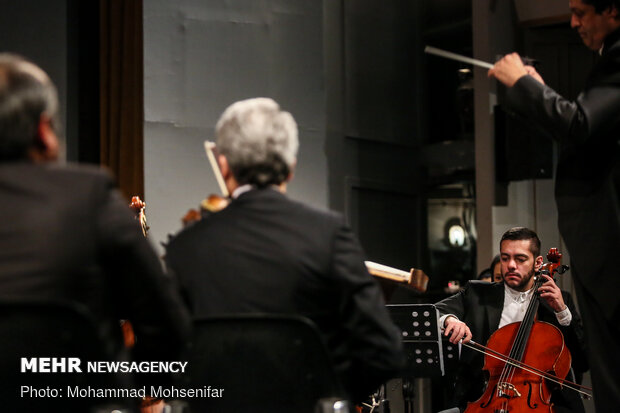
231,184,285,199
231,184,254,199
504,283,535,304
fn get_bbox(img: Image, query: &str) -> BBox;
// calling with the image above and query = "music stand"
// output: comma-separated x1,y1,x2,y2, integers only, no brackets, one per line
385,304,459,413
388,304,447,377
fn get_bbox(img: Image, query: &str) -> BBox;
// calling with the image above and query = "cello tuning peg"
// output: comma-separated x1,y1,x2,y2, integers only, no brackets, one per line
557,265,570,274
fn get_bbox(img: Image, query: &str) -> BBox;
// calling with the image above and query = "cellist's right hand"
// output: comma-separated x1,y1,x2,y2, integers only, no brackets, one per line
444,316,472,344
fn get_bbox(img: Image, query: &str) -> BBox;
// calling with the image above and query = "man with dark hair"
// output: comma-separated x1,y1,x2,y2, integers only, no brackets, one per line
165,97,404,403
435,227,587,412
490,254,502,283
476,268,492,282
0,54,190,408
488,1,620,410
500,226,541,256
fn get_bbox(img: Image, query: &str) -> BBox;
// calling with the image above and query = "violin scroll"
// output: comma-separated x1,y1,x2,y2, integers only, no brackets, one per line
129,195,149,237
129,195,145,212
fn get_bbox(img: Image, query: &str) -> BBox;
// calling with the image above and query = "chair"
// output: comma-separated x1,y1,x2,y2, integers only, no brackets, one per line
0,299,132,412
176,314,349,413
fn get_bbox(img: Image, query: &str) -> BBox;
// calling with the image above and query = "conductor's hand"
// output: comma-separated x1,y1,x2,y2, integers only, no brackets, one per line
488,52,530,87
524,65,545,85
537,273,566,313
444,316,472,344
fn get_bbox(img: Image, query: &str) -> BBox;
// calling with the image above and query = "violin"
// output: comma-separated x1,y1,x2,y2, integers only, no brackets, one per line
463,248,590,412
129,195,149,237
181,141,230,226
181,194,229,226
127,196,166,411
120,195,150,350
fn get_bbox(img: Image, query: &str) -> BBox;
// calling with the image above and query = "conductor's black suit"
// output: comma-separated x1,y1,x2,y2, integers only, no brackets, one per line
504,27,620,410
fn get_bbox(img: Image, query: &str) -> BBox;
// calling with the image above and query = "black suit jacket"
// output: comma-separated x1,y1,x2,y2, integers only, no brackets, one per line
435,280,587,410
504,28,620,410
0,162,190,363
505,29,620,323
165,187,404,401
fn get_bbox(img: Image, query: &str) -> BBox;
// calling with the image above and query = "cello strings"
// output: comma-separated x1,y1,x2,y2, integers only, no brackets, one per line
468,340,592,391
496,288,530,394
501,275,545,391
463,341,592,398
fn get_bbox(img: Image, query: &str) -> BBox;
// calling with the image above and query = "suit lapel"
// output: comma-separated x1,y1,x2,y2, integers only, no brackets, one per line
486,283,505,332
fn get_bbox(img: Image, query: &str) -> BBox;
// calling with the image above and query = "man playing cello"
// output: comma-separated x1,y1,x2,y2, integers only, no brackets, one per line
435,227,587,412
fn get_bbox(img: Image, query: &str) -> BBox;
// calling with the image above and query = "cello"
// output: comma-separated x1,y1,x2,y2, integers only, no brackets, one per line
463,248,586,412
181,141,230,226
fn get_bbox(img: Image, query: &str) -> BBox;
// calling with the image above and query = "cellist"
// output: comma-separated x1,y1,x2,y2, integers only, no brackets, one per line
435,227,588,412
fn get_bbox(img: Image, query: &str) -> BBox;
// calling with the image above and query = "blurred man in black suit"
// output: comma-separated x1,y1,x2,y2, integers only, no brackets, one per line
0,54,190,407
165,97,403,402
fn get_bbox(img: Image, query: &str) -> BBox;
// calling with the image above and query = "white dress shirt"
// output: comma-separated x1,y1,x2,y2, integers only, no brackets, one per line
439,282,572,330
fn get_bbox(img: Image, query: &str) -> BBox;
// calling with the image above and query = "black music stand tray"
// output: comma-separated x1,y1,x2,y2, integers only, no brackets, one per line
385,304,459,413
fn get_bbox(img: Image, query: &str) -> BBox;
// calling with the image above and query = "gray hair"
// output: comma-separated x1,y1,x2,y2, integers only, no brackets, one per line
0,53,59,161
215,97,298,187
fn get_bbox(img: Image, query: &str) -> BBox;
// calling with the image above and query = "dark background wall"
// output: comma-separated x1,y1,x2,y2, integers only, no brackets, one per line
0,0,100,164
0,1,71,160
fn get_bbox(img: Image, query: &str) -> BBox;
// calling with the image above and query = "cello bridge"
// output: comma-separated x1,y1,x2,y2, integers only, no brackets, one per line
497,382,522,398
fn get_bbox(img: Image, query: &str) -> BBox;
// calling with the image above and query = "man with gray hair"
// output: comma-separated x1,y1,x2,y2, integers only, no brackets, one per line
165,97,404,403
215,97,298,190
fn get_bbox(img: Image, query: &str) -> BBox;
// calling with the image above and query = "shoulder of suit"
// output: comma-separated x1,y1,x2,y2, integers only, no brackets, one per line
44,163,114,184
258,189,344,223
464,280,504,294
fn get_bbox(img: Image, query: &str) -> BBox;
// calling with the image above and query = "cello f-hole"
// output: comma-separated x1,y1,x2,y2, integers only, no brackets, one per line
526,381,538,409
479,384,496,408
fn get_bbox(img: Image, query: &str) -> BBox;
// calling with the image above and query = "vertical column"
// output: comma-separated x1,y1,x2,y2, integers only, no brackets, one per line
473,0,494,272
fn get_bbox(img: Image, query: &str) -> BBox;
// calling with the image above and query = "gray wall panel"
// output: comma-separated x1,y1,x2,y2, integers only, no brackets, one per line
144,0,327,254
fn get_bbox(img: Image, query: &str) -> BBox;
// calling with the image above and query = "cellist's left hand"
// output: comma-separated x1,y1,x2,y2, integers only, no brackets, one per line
537,273,566,312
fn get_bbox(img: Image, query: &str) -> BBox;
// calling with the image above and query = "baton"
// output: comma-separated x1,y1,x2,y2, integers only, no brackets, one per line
424,46,494,70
